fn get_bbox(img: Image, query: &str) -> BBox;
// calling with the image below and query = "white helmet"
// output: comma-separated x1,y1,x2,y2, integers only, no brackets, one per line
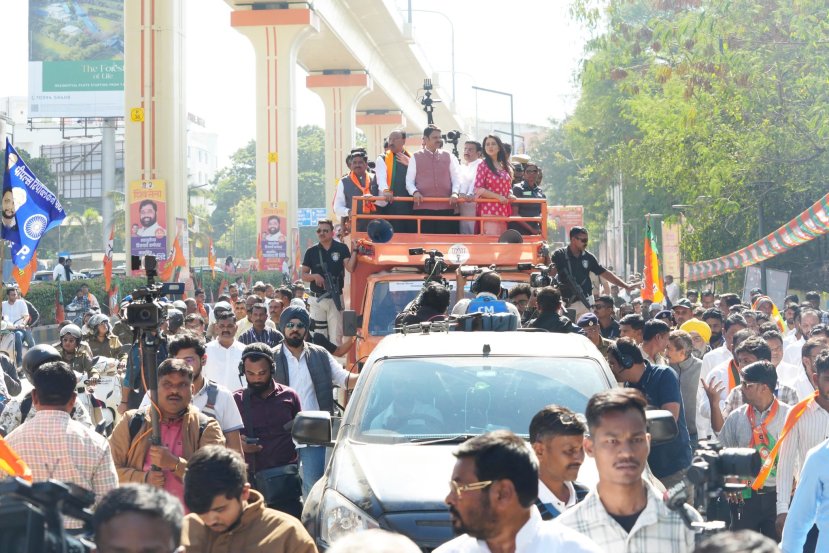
60,324,82,340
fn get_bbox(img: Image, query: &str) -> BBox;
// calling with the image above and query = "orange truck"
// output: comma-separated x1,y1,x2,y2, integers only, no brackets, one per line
344,197,549,364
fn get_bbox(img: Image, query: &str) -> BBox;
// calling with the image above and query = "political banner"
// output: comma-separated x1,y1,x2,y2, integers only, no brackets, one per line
661,222,681,280
3,138,66,268
259,201,287,270
129,179,167,273
547,206,584,244
28,0,125,118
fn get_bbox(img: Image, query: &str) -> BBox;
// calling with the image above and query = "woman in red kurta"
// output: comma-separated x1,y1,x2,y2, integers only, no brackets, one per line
474,134,515,235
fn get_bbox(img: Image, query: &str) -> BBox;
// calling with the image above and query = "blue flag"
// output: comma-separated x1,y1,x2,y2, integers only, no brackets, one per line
3,138,66,269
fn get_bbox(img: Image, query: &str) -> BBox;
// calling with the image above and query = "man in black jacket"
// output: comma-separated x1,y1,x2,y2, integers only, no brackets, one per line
528,287,584,335
396,282,450,327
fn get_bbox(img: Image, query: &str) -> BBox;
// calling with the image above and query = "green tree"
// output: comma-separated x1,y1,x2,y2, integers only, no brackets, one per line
209,140,256,243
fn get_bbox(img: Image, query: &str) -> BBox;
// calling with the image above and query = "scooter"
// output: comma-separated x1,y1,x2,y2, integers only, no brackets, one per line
75,357,123,436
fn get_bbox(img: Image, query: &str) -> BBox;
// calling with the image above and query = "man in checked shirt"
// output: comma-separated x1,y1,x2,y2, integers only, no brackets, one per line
5,359,118,529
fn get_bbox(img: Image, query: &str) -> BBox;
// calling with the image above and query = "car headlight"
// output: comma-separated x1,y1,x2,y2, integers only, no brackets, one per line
320,489,379,545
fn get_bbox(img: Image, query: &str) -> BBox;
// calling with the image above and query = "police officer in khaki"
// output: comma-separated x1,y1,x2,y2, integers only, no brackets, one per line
55,323,94,376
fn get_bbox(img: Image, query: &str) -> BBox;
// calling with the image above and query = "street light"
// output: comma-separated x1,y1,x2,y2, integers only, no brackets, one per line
472,86,515,149
408,9,456,103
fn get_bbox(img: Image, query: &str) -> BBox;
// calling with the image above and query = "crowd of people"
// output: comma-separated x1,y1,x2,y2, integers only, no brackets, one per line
0,125,827,551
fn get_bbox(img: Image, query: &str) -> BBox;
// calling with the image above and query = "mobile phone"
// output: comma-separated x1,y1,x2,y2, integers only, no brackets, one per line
245,437,259,445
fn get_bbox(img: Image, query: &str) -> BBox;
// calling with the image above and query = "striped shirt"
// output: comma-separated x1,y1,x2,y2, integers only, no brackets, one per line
776,399,829,515
556,479,699,553
6,409,118,528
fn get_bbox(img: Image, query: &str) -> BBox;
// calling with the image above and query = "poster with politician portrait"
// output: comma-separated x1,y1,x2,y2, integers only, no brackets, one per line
129,179,168,270
260,201,287,270
547,206,584,245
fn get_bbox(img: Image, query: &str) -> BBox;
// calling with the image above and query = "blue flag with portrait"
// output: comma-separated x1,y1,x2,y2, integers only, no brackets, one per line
3,138,66,269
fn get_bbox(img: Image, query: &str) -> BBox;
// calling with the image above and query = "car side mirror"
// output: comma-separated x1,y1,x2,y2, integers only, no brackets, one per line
342,310,360,337
646,409,678,445
292,411,334,446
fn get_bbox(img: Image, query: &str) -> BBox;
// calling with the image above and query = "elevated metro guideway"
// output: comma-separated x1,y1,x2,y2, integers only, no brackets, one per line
122,0,466,276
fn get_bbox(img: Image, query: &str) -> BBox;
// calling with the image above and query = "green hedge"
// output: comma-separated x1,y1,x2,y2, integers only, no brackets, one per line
23,271,286,325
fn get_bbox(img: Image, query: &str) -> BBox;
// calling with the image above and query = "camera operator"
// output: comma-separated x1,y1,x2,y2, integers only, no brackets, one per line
182,445,316,552
557,389,699,552
452,268,521,320
607,338,693,491
527,287,584,334
6,359,118,528
396,281,451,326
94,484,184,553
110,358,225,504
508,283,533,323
550,227,637,319
717,360,789,538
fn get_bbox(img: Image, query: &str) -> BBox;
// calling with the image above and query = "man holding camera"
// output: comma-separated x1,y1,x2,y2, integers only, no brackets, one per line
718,360,790,539
234,343,303,518
110,358,225,504
301,218,357,348
550,227,636,319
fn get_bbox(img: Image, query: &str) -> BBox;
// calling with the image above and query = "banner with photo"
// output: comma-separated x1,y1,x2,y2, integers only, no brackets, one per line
129,179,167,274
661,222,681,280
259,201,287,270
547,206,584,244
28,0,125,118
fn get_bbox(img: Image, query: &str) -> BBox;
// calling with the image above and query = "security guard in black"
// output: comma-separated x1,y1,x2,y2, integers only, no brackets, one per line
301,234,351,297
551,228,606,302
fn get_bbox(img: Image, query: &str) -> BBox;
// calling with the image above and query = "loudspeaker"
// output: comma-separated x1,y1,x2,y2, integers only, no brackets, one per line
498,229,523,244
367,219,394,243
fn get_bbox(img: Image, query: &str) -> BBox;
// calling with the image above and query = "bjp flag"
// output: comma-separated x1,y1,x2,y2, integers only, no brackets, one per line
641,221,666,303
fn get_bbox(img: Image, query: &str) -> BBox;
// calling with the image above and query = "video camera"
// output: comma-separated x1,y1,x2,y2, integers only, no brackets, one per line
409,248,449,281
664,440,761,534
124,255,185,329
0,478,95,553
517,262,553,288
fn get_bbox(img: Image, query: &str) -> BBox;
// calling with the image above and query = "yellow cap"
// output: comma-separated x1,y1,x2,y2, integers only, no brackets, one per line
680,318,711,344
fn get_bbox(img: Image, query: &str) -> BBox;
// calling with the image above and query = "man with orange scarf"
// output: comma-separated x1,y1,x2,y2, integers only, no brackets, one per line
376,129,415,233
333,148,377,233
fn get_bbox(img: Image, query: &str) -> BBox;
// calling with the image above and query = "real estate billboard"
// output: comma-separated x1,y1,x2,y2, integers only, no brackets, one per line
28,0,125,118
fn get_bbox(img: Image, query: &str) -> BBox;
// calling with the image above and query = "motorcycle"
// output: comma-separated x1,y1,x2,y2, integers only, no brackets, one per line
75,357,123,436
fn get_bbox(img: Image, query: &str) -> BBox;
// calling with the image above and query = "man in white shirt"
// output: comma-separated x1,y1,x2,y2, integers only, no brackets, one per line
135,199,165,238
52,256,69,281
437,430,601,553
3,287,33,366
781,309,820,371
457,140,482,235
376,129,414,234
203,311,246,393
557,389,699,553
405,125,463,234
529,406,588,520
664,275,681,305
272,305,358,497
768,330,815,401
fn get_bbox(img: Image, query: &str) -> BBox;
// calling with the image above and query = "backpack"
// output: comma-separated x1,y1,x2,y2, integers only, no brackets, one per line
466,295,509,315
461,312,520,332
535,482,590,520
128,409,211,443
202,381,219,419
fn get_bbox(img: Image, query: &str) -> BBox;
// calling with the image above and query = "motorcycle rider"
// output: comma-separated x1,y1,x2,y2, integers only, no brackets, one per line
56,324,94,376
86,313,128,363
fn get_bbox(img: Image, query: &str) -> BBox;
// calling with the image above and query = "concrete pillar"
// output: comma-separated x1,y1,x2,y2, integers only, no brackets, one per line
356,113,406,160
101,117,116,250
231,8,319,270
306,73,373,217
124,0,188,266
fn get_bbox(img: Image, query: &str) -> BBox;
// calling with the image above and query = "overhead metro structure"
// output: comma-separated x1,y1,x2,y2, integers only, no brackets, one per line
123,0,466,274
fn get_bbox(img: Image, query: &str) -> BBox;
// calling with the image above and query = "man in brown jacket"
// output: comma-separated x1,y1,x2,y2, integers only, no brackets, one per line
183,445,317,552
109,358,225,504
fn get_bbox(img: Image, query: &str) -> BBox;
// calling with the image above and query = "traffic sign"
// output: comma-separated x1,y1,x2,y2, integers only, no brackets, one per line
298,208,328,227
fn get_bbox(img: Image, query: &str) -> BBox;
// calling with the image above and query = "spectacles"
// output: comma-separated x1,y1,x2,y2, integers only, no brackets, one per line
448,480,493,499
316,229,331,234
577,238,589,244
285,322,307,330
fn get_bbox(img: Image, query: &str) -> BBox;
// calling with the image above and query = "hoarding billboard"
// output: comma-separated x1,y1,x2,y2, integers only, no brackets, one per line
28,0,125,118
129,179,167,271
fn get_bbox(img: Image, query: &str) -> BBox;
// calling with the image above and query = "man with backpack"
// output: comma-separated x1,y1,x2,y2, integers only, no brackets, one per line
109,358,225,503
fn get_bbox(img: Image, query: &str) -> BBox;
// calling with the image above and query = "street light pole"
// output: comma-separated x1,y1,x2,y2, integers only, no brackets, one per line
409,9,456,103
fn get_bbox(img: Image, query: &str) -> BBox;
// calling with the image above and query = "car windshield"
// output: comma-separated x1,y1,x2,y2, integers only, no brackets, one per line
368,280,525,336
352,356,607,442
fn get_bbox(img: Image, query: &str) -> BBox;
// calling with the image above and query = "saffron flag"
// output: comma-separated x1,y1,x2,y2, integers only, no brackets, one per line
104,224,115,292
208,238,216,277
159,233,186,282
108,278,120,315
3,139,66,269
641,221,666,303
55,280,65,324
12,252,37,296
0,436,32,482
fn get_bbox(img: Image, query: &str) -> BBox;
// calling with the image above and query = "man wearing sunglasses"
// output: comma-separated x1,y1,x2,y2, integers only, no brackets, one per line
438,430,601,553
550,226,637,319
718,360,789,538
301,218,358,348
272,305,358,497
